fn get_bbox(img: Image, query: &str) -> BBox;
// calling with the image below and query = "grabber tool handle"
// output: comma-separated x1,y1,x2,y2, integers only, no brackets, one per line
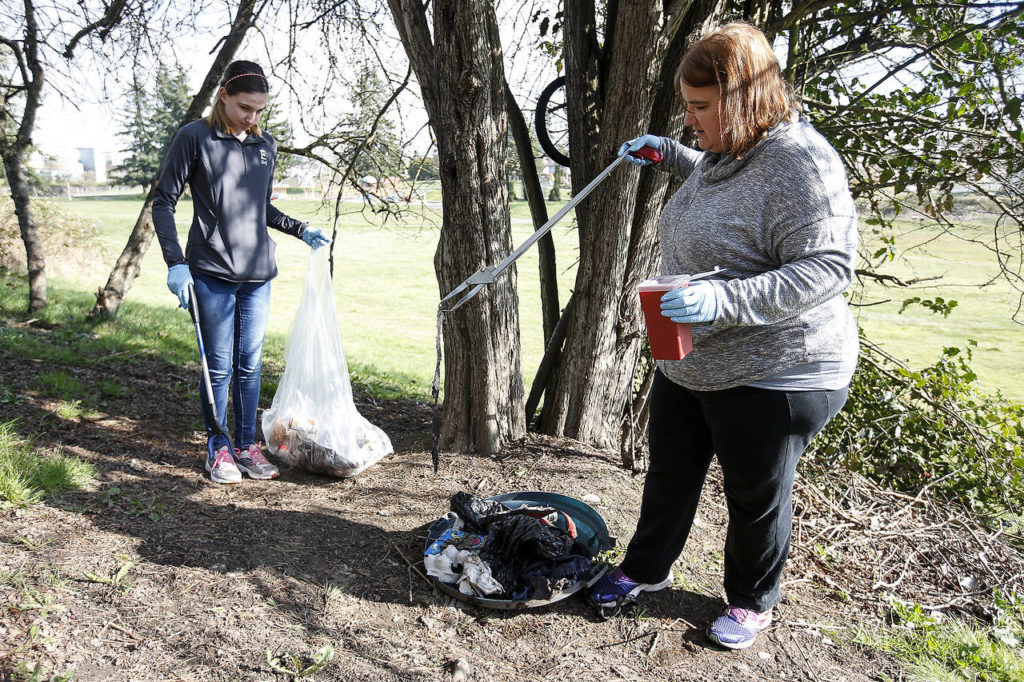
629,147,663,163
186,281,235,458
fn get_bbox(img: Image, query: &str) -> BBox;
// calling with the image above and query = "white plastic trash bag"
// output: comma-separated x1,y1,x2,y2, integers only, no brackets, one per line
261,248,392,477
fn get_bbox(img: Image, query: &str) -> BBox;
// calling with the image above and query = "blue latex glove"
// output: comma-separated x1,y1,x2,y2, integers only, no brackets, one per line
301,225,331,249
660,281,717,323
617,134,663,166
167,264,193,310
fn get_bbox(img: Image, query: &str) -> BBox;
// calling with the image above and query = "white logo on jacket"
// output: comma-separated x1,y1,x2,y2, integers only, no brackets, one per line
259,149,268,166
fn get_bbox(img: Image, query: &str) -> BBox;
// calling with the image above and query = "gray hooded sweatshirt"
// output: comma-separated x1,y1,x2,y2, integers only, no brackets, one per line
652,120,859,391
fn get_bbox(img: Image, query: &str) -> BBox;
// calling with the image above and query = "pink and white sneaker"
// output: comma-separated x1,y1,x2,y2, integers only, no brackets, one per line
205,446,242,484
234,442,279,480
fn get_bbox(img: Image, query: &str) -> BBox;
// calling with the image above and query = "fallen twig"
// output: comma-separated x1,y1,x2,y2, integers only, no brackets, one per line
390,540,433,587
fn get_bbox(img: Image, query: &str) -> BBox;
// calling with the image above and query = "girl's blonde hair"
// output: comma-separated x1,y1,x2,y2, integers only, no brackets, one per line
675,22,799,157
207,60,269,136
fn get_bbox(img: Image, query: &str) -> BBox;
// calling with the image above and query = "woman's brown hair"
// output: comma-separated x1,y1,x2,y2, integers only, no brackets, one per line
675,22,799,157
207,60,270,136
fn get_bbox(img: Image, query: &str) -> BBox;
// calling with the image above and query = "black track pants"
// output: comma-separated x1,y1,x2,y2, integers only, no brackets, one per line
619,370,848,612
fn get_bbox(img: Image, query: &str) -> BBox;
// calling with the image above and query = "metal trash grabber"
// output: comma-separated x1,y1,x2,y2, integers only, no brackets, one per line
186,281,236,460
440,146,664,311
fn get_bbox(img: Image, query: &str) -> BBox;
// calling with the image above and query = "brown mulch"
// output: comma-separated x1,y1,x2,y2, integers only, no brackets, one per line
1,344,1021,681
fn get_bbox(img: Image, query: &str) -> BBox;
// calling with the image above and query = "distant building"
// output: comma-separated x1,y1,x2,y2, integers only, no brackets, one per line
539,157,571,194
27,145,121,185
74,147,115,183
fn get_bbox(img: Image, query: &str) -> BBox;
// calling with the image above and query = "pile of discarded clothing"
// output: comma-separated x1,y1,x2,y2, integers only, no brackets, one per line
424,492,598,601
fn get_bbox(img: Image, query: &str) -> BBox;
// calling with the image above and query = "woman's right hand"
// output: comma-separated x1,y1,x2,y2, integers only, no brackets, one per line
167,264,193,309
618,134,663,166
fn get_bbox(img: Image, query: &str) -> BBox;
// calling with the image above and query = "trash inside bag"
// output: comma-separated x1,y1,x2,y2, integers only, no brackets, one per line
261,249,392,477
425,492,612,604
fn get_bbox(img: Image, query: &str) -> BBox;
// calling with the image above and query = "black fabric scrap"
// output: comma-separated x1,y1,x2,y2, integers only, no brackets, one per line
450,491,560,533
521,555,593,600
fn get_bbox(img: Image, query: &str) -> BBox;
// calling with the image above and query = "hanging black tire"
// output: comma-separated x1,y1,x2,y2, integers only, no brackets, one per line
535,76,570,167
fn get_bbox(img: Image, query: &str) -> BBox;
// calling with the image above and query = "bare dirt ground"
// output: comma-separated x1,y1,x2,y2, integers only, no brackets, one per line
2,342,1019,681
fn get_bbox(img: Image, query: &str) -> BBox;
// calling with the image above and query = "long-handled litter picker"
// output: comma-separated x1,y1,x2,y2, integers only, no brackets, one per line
186,282,236,462
440,146,664,311
430,145,664,472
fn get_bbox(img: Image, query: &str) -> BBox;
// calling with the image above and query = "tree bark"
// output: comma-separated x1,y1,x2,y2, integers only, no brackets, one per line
389,0,525,453
0,0,47,312
537,1,665,447
537,1,727,449
1,154,46,312
526,293,575,426
89,0,260,319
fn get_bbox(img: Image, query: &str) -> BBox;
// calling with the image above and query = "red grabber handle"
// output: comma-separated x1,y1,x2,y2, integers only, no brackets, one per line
628,146,663,163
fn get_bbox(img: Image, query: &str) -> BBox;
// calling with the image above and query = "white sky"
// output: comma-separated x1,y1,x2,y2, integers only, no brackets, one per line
36,92,124,158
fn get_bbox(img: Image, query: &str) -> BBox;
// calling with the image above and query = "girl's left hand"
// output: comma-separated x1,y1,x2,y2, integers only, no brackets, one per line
301,226,331,249
660,281,717,323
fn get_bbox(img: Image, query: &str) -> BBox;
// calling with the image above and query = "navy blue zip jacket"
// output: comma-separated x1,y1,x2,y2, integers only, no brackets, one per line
153,119,307,282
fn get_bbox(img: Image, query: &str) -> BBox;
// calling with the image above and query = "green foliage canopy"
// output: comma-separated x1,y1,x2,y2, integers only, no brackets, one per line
783,2,1024,310
261,98,295,182
814,337,1024,516
109,64,190,190
338,68,405,185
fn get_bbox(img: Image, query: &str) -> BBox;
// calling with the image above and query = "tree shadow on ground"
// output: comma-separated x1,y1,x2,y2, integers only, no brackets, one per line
0,310,755,675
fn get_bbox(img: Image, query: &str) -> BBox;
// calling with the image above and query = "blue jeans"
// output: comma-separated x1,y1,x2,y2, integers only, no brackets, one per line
620,370,848,612
192,273,271,453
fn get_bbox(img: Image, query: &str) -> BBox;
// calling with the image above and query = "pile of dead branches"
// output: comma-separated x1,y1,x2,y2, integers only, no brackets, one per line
790,469,1024,625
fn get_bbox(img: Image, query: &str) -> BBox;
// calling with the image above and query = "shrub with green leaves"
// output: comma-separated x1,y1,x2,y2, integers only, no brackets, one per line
812,336,1024,515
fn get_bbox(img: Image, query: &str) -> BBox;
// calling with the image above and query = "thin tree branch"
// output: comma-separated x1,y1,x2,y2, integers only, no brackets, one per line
63,0,128,59
837,4,1024,115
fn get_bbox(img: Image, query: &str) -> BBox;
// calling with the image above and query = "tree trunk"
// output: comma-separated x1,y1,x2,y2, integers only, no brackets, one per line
1,0,47,312
504,80,559,344
526,293,575,426
537,1,727,449
548,165,562,202
611,3,721,461
1,154,46,312
390,0,525,453
537,2,665,447
91,183,157,317
89,0,260,320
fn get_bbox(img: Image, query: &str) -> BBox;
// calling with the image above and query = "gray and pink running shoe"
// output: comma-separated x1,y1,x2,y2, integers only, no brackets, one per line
588,566,673,619
234,442,279,480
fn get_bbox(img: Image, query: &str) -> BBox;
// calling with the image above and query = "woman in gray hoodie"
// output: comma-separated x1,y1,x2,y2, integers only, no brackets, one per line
588,23,858,650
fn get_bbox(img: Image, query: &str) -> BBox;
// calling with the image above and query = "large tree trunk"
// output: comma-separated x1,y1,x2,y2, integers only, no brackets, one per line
389,0,525,453
537,2,665,447
538,1,727,448
89,0,260,319
1,155,46,312
90,183,157,317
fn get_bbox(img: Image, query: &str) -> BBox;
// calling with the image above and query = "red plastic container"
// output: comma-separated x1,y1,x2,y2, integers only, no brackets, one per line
638,275,693,361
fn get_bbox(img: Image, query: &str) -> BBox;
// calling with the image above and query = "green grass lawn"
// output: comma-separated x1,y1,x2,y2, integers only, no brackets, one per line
855,219,1023,402
11,196,1024,404
37,195,580,401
